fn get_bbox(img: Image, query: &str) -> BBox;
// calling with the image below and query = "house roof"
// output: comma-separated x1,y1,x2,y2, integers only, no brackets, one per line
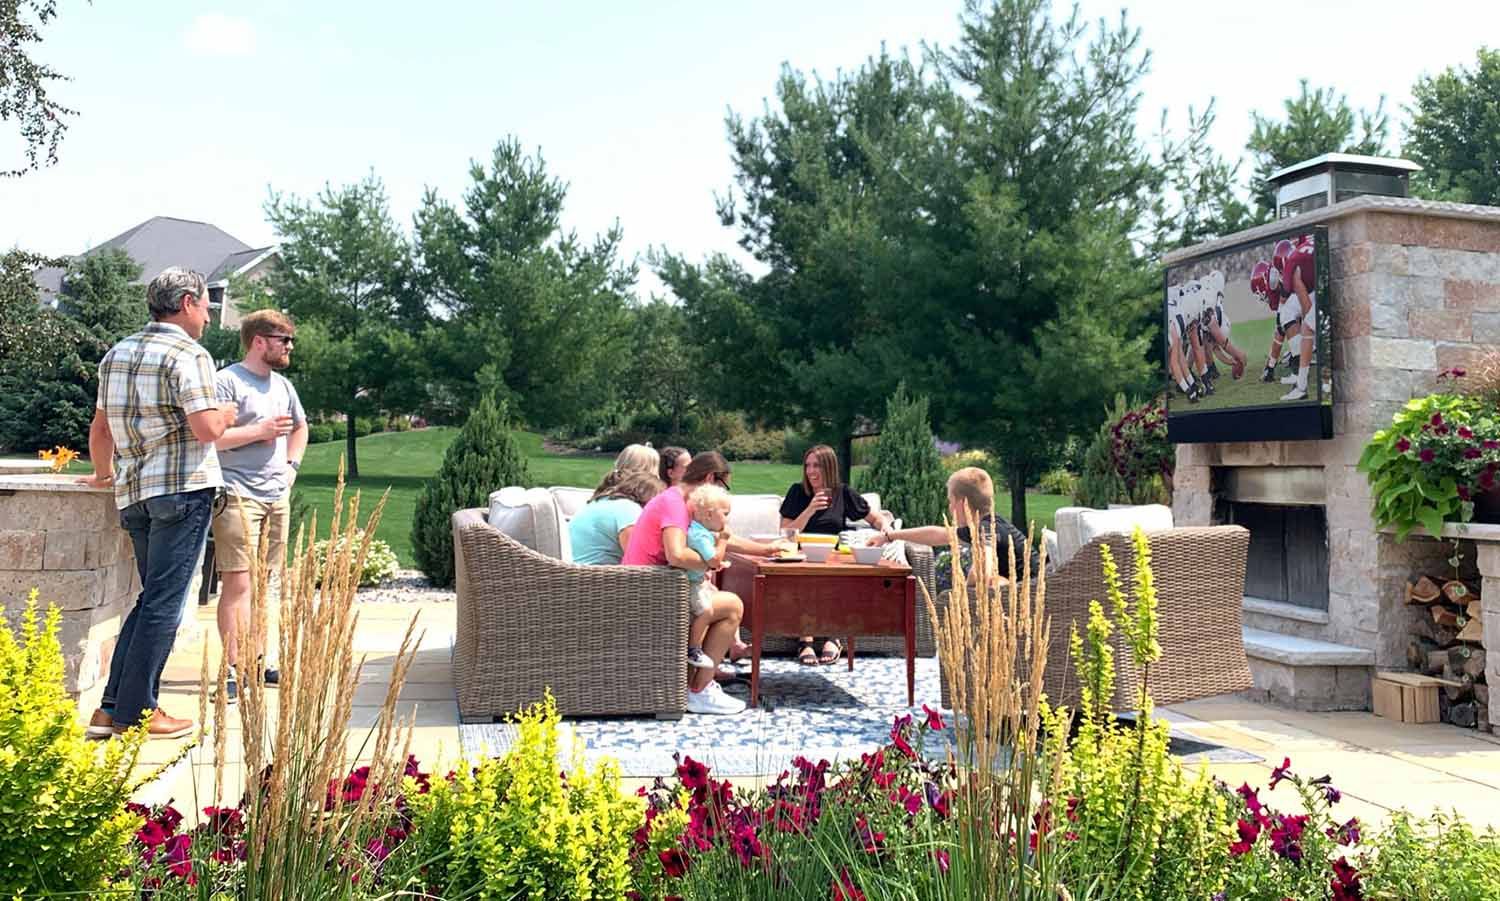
34,216,274,300
207,245,277,284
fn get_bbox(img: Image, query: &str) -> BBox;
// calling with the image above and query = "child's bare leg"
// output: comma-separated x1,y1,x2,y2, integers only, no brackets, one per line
689,612,712,649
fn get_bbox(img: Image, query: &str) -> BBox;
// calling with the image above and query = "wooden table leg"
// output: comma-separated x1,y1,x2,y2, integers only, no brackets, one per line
905,574,916,707
847,636,855,671
750,574,765,709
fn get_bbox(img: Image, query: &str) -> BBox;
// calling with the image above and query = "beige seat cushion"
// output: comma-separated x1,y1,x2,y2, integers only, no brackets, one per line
1074,504,1174,553
486,487,565,560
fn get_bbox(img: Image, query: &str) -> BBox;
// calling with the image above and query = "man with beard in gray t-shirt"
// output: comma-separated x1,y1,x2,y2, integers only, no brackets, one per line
210,309,307,701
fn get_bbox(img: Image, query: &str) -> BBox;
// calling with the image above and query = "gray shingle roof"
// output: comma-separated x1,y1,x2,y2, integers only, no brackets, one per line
34,216,264,301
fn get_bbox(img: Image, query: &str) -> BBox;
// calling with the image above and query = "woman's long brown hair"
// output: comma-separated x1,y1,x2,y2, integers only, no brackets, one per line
801,444,841,494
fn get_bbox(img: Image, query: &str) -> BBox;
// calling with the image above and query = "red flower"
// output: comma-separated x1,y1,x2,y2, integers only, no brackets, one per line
922,704,946,731
1332,855,1363,900
164,834,194,881
136,819,168,848
659,848,691,878
896,785,923,816
677,756,710,791
1269,758,1293,790
832,868,867,901
1485,440,1500,450
854,815,886,854
889,714,916,758
201,805,244,836
1065,796,1080,821
1460,426,1475,439
1459,485,1473,501
729,824,764,867
1396,437,1411,452
1229,817,1260,855
155,805,183,834
1326,816,1361,846
933,848,950,873
1432,413,1445,427
1420,449,1437,463
1270,814,1309,862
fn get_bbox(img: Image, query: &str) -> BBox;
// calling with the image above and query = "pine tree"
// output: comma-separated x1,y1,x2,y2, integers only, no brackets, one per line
410,394,531,587
860,386,947,528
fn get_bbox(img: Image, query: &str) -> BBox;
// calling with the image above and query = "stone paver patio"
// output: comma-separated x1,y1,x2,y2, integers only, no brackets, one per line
113,599,1500,829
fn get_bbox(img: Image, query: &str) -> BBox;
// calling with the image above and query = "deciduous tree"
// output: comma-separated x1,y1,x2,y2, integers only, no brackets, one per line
264,173,411,478
1406,48,1500,205
1,0,79,176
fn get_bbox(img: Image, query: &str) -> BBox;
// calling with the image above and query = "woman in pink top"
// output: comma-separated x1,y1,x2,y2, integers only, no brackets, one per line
623,451,780,714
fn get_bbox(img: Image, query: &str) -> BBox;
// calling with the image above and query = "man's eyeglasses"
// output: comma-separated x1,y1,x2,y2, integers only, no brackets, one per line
267,334,295,346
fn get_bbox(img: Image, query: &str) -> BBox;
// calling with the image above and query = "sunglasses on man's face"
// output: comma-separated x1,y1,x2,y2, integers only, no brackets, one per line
266,334,295,346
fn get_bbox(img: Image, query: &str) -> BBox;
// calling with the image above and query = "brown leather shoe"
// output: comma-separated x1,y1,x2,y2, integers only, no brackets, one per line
113,708,194,740
85,708,114,740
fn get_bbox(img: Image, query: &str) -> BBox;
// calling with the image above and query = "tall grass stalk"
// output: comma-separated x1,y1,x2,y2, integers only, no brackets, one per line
182,459,425,899
924,507,1063,900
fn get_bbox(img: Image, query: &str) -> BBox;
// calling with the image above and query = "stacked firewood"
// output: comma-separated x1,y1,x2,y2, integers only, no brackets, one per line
1406,576,1488,729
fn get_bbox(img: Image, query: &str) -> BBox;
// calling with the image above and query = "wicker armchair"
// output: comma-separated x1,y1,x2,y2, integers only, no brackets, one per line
938,526,1253,712
452,508,691,721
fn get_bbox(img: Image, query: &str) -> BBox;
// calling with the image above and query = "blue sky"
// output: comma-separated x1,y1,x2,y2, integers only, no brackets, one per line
2,1,1496,295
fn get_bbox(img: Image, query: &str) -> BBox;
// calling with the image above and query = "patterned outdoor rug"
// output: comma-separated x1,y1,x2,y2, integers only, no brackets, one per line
458,657,1261,777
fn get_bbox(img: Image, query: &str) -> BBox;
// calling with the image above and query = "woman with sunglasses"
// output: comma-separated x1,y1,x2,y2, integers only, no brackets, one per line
622,451,781,714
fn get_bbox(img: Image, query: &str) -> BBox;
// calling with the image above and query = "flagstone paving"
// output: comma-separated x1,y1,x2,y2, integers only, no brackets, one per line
104,599,1500,830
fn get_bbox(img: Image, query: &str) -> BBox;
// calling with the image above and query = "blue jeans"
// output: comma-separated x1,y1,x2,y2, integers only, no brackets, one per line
101,488,215,729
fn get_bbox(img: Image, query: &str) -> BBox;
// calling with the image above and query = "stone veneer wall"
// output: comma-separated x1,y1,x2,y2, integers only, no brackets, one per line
0,475,141,700
1169,196,1500,670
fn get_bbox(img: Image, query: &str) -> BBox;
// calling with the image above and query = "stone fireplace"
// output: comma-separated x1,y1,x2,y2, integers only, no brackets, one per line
1167,195,1500,719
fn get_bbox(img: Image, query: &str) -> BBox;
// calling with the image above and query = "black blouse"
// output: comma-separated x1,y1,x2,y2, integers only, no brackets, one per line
779,483,871,535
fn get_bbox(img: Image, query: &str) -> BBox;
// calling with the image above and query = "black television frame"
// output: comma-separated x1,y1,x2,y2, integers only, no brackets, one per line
1164,224,1333,444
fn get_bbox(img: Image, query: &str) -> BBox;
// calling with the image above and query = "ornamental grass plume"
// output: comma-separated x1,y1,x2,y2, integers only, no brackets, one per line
134,458,429,898
923,504,1065,900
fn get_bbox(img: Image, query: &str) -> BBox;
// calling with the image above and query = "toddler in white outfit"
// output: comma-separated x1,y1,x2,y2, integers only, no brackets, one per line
682,484,731,669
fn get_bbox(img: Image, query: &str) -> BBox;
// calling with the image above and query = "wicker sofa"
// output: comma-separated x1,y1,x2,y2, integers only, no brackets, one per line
938,525,1253,712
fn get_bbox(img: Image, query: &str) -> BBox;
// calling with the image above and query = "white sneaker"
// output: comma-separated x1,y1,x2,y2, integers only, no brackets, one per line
1280,386,1307,401
686,680,746,715
687,648,716,670
1280,373,1299,385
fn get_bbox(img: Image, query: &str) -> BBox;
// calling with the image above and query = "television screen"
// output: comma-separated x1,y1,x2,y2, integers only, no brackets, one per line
1164,225,1333,443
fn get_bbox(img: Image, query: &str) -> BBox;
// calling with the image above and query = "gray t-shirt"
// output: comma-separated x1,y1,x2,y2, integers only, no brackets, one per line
215,362,306,503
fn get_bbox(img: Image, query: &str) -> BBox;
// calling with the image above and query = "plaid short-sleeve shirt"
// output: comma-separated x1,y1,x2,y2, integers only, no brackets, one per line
96,322,223,509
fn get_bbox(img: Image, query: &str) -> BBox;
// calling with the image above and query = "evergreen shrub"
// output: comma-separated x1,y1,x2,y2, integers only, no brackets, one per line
859,386,947,527
306,423,336,444
410,394,531,587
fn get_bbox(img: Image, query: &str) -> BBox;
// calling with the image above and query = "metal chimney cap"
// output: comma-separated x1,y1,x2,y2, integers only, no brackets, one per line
1268,153,1422,184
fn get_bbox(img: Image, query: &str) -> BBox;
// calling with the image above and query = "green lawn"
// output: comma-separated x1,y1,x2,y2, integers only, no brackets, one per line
290,429,1070,567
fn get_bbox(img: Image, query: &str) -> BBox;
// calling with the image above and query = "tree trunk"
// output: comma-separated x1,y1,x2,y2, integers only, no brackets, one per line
345,406,359,480
838,432,853,485
1008,461,1029,531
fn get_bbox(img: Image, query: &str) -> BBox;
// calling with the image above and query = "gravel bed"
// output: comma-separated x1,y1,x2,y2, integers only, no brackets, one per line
355,569,455,604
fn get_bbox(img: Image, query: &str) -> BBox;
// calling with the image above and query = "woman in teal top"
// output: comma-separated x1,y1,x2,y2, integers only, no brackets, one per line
569,470,665,564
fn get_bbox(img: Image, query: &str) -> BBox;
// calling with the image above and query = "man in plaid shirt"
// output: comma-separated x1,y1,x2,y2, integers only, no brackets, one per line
79,267,238,739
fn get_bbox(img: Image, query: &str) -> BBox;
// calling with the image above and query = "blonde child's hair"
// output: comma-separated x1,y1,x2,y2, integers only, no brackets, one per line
690,482,731,515
946,466,995,517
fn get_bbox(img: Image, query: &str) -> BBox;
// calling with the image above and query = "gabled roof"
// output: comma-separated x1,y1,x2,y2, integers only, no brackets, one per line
208,245,277,283
34,216,269,300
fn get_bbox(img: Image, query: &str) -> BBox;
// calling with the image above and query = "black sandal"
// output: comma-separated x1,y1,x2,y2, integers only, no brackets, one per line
796,642,819,666
819,639,843,666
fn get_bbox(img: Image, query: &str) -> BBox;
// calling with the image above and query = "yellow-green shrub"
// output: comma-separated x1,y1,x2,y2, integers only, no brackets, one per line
0,591,144,896
404,692,641,899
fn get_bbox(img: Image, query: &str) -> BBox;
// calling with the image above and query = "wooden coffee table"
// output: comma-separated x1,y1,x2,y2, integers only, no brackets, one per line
719,551,916,708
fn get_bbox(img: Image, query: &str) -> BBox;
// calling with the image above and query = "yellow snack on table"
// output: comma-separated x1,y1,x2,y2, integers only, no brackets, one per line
797,534,838,546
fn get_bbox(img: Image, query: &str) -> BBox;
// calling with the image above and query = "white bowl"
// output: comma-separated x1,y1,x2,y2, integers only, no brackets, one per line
803,545,835,562
851,545,883,565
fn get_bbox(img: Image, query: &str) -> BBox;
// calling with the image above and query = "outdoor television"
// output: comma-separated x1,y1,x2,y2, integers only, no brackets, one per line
1164,224,1333,443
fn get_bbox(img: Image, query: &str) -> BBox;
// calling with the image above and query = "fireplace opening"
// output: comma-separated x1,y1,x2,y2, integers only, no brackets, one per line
1213,466,1330,611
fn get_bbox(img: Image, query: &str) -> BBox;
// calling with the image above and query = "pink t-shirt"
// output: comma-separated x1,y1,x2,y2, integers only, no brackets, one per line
621,485,691,566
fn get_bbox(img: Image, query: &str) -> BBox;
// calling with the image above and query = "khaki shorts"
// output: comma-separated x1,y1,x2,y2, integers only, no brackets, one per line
213,494,290,573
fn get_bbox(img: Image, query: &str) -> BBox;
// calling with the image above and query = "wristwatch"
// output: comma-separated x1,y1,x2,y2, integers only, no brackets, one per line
287,459,301,471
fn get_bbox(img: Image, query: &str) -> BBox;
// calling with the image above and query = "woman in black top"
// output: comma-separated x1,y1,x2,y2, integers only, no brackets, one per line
779,444,892,665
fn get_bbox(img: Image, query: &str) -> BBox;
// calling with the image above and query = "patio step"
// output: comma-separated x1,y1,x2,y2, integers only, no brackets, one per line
1242,628,1374,712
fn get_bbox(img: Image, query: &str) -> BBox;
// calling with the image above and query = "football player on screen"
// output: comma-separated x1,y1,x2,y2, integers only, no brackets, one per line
1270,237,1317,401
1195,270,1248,383
1250,254,1305,386
1166,278,1208,402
